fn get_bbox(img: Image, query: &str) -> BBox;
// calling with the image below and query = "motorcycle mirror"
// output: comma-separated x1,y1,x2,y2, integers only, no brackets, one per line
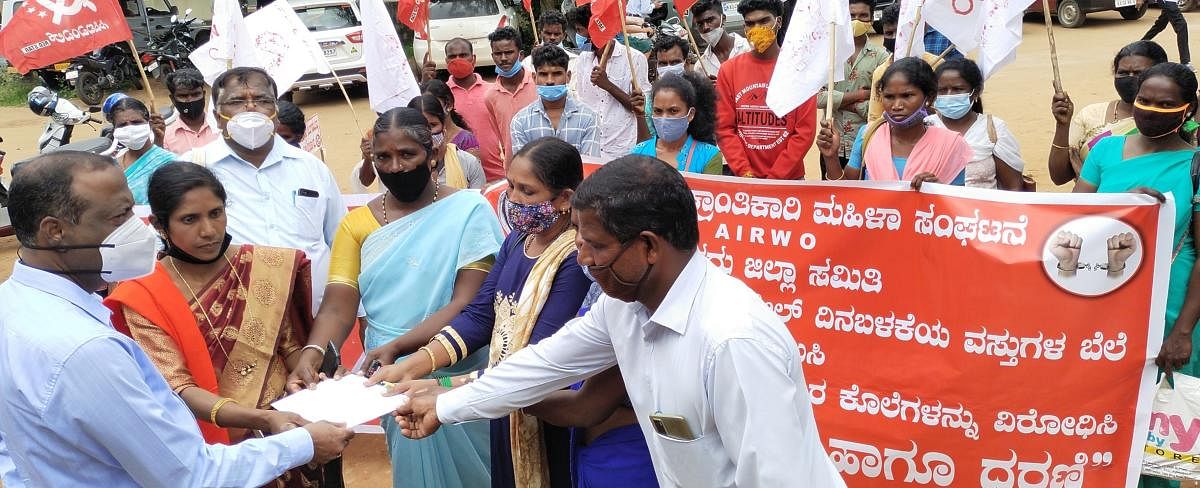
88,106,101,113
170,15,177,22
185,8,192,16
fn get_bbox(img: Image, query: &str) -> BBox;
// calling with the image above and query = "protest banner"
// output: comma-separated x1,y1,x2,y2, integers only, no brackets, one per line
0,0,132,74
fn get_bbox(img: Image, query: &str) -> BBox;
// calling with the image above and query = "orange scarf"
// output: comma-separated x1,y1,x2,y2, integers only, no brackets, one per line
863,123,971,184
106,263,231,444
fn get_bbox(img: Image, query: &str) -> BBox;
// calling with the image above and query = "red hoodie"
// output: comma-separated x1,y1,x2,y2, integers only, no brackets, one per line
715,52,816,180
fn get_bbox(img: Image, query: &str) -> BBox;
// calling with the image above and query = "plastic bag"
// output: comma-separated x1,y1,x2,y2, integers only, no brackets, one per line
1143,374,1200,481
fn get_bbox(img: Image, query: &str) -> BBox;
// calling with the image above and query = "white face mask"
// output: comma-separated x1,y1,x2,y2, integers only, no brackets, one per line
224,111,276,150
701,27,724,46
113,123,153,151
97,215,159,282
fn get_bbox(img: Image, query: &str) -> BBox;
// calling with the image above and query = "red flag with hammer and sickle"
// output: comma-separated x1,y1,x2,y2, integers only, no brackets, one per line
396,0,430,39
0,0,132,74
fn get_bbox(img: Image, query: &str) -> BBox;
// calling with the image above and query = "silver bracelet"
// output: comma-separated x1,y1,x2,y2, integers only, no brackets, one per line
301,344,326,356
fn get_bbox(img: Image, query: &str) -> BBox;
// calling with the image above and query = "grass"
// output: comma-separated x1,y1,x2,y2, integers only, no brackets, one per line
0,71,77,107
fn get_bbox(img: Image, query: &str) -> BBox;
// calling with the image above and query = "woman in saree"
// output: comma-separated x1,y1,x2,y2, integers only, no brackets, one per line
420,79,482,158
289,107,504,487
107,96,177,205
1048,40,1168,185
104,162,327,487
1071,63,1200,488
369,137,593,488
817,57,971,188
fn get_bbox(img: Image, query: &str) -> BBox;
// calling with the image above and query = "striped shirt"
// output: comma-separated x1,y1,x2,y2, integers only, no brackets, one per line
510,96,600,158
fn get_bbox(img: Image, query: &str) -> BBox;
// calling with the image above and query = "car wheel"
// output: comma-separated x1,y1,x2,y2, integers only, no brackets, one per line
1119,1,1149,18
76,71,104,106
1057,0,1084,27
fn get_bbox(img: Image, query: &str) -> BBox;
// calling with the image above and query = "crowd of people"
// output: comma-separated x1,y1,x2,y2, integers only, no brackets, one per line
1,0,1199,486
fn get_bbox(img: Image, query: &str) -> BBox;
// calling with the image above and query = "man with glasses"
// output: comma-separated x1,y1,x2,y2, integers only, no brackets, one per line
185,67,345,313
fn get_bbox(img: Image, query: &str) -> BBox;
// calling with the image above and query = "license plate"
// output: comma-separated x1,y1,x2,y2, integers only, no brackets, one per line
65,70,78,80
874,10,883,20
53,62,71,71
323,48,337,58
146,61,159,72
1115,0,1135,6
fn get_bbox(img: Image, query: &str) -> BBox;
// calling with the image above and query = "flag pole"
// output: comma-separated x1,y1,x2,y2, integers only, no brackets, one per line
933,44,955,63
825,22,836,121
681,10,710,78
1040,0,1063,93
617,0,641,93
426,17,433,64
904,3,923,56
529,4,541,45
126,40,157,112
319,56,364,135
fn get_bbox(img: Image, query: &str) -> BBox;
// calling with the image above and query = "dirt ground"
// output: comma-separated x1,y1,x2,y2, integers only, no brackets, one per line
0,11,1198,486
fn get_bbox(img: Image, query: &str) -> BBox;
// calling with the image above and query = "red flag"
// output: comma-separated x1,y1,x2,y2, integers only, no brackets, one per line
576,0,593,6
523,0,533,15
0,0,132,74
673,0,697,16
396,0,430,39
588,0,623,48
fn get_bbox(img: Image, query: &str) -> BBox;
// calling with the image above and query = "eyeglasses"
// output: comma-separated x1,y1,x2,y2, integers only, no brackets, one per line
218,97,276,110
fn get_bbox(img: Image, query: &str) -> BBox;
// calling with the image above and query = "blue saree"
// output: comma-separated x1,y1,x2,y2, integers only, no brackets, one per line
124,145,177,205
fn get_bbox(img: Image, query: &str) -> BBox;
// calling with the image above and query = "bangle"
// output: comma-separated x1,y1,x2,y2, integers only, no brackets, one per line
301,344,325,357
1057,263,1076,272
420,346,439,371
210,398,236,426
438,376,454,388
1051,143,1069,150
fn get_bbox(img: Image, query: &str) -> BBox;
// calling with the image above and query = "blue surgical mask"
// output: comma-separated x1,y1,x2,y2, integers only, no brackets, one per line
538,84,569,101
934,92,974,120
652,108,692,142
495,61,523,79
575,33,592,52
656,63,685,79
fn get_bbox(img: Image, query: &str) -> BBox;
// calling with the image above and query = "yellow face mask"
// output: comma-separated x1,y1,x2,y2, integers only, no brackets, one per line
851,20,873,37
746,23,778,53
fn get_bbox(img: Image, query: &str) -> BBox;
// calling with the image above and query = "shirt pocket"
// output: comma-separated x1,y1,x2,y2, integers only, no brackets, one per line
291,192,325,239
652,431,723,487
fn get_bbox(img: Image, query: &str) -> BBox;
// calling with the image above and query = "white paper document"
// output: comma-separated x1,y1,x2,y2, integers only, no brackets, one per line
271,374,408,427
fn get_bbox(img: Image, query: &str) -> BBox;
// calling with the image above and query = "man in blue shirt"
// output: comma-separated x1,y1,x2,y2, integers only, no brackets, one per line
0,152,353,487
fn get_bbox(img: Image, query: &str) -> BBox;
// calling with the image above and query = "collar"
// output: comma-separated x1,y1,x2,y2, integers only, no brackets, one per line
209,135,296,170
449,73,487,91
641,251,707,336
535,95,581,115
168,114,215,135
494,68,535,95
9,260,113,326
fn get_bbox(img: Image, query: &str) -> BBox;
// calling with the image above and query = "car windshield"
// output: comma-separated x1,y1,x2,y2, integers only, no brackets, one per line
296,4,360,31
430,0,499,20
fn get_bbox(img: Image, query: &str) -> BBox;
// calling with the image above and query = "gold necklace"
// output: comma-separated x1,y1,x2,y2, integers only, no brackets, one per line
169,254,246,359
381,181,440,226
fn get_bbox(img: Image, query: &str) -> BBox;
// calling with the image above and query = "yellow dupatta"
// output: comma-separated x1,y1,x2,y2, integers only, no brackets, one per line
443,142,469,189
488,228,578,487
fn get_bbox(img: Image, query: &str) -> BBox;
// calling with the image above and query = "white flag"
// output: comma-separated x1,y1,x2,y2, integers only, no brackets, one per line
924,0,1032,77
244,1,331,91
766,0,854,117
362,0,421,113
894,0,926,59
191,0,260,85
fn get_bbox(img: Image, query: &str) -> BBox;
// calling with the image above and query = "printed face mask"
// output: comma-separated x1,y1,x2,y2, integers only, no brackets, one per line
502,191,562,234
746,23,778,53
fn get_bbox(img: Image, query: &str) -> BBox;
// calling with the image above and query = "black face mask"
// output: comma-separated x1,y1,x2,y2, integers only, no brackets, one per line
174,98,206,120
1114,76,1139,104
164,233,232,265
378,163,432,202
883,37,896,53
1133,104,1189,138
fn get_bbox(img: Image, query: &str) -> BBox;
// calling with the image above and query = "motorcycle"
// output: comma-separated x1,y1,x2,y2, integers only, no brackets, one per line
141,10,199,81
65,43,145,107
28,86,106,154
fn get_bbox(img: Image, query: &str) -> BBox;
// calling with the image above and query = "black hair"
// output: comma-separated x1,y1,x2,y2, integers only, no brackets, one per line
1113,40,1169,73
1138,62,1199,143
692,0,723,18
513,137,584,191
106,96,150,123
936,57,985,114
373,107,434,158
570,4,591,27
737,0,782,18
419,79,471,131
572,155,699,249
408,93,450,128
275,100,307,137
653,35,690,59
211,67,278,106
147,162,227,230
652,71,717,144
8,151,117,247
446,37,473,54
880,3,900,26
488,26,523,52
539,10,568,30
532,44,571,70
878,57,938,101
165,68,205,96
849,0,873,9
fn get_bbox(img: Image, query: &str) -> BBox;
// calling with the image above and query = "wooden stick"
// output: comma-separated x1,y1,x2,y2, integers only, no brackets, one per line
319,56,364,135
618,10,641,92
126,40,157,112
682,13,710,78
598,38,615,71
529,5,541,45
933,44,955,63
904,2,923,57
825,22,836,121
1041,0,1063,93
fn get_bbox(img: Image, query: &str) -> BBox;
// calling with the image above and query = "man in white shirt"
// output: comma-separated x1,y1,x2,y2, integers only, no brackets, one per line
570,4,651,161
521,10,579,72
692,0,751,78
390,155,845,488
186,67,345,315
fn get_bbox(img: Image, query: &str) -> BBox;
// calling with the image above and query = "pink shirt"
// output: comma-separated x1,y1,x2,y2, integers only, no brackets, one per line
163,117,219,155
448,74,499,180
484,69,538,181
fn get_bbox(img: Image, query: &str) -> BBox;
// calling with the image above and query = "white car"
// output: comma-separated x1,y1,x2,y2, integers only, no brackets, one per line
290,0,368,91
412,0,519,69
